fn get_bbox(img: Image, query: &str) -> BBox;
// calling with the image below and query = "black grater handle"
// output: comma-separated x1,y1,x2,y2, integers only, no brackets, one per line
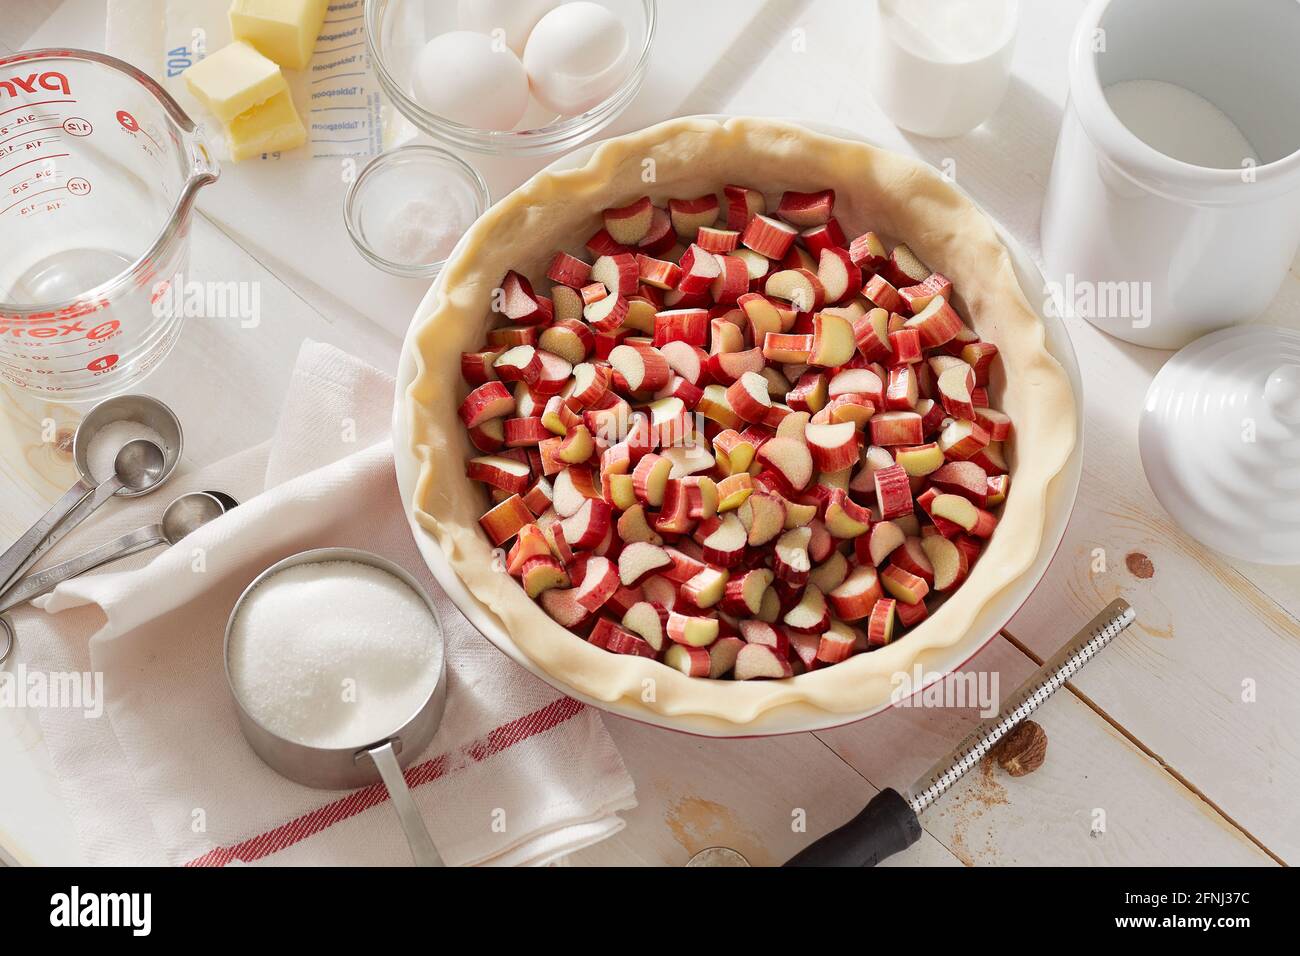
783,788,921,867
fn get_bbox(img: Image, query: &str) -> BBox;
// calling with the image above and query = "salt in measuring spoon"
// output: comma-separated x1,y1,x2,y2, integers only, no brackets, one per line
0,492,228,614
0,439,166,599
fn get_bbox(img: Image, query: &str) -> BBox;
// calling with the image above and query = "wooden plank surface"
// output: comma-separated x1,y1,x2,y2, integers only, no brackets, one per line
3,0,1298,868
565,714,964,868
1005,309,1300,862
817,638,1274,866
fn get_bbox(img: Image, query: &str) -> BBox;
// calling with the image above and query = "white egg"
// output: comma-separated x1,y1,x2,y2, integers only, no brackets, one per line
524,2,631,117
411,31,529,131
458,0,558,56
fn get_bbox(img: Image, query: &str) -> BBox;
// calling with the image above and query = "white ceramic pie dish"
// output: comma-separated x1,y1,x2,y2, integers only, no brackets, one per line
392,117,1084,737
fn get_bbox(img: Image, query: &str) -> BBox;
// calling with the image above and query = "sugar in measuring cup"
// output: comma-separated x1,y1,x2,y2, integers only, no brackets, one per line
0,50,219,400
225,549,448,867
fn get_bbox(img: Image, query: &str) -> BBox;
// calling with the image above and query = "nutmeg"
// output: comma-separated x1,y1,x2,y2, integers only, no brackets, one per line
995,719,1048,777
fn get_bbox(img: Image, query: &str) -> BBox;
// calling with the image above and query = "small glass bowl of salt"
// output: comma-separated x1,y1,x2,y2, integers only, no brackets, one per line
344,145,490,279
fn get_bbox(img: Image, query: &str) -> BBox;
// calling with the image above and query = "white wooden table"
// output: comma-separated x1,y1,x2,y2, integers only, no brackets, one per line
3,0,1297,868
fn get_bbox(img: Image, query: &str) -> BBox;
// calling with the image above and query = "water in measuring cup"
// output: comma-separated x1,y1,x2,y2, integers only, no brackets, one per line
0,144,168,303
4,247,137,304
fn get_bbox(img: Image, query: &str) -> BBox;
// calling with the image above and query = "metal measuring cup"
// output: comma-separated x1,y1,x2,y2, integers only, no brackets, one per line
0,395,183,596
224,548,448,867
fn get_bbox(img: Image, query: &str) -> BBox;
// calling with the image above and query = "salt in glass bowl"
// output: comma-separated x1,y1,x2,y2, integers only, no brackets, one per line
344,144,491,278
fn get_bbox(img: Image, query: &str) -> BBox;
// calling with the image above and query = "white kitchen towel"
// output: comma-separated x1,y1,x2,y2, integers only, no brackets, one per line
10,341,635,866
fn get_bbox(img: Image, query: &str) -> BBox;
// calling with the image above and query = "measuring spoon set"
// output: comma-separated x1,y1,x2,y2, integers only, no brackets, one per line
0,395,235,661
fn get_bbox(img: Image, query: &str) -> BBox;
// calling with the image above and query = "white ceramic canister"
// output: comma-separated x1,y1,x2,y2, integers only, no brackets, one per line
867,0,1019,139
1041,0,1300,350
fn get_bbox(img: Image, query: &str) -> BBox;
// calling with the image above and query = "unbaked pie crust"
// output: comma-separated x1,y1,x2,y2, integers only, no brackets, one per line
405,116,1076,724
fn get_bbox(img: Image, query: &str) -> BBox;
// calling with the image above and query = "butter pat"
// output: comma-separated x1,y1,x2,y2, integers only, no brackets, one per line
183,40,287,123
230,0,331,70
226,90,307,162
182,38,307,162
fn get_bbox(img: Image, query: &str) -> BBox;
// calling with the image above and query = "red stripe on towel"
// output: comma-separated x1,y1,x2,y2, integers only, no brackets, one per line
185,697,586,867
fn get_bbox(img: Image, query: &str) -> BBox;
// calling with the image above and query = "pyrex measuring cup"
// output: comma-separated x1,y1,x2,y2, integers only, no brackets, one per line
0,49,218,401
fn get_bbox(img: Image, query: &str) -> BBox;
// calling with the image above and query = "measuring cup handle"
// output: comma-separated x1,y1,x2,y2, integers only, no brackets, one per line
0,526,167,614
366,742,444,868
0,480,95,596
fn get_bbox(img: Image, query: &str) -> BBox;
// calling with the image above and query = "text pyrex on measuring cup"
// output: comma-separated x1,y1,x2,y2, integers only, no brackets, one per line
0,50,218,401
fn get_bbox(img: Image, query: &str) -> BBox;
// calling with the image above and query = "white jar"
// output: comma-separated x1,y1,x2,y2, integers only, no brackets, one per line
1041,0,1300,350
867,0,1019,139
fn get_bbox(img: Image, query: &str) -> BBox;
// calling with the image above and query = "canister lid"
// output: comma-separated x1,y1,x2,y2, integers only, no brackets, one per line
1139,325,1300,565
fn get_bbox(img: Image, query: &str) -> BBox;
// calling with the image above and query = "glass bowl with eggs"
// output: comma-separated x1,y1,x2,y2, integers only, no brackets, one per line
365,0,657,155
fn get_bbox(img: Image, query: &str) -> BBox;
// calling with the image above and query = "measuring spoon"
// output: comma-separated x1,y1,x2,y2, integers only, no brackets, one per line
0,395,183,597
0,491,225,614
0,439,167,599
204,491,240,512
